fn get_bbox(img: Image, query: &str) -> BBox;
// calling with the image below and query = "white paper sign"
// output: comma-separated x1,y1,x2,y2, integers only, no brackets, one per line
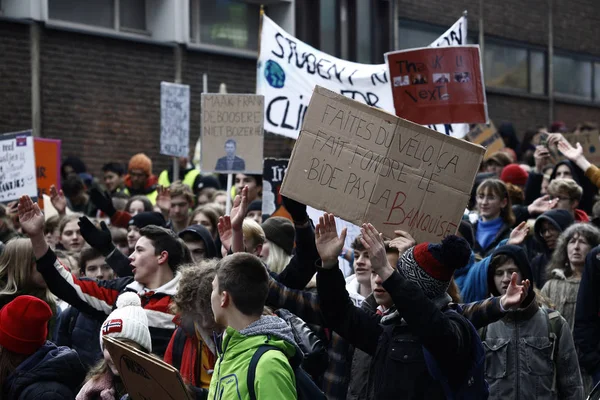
160,82,190,157
0,130,37,203
257,15,468,139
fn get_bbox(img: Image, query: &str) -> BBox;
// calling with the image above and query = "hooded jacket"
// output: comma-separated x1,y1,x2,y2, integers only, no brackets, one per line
208,315,297,400
3,341,86,400
483,245,583,400
178,225,218,259
54,305,105,370
531,210,574,288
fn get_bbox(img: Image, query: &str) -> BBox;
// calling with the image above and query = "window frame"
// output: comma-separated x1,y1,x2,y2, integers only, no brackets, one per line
552,51,598,102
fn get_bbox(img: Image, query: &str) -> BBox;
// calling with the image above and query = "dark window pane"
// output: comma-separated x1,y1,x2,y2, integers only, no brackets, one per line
120,0,146,31
398,25,442,50
320,0,337,54
530,51,546,95
595,63,600,102
356,0,371,63
554,55,592,99
199,0,259,50
49,0,114,29
484,43,527,91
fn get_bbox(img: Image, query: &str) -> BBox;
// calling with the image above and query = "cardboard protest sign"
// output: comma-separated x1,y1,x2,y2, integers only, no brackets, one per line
262,158,292,219
385,46,487,126
201,94,264,174
280,86,485,243
103,336,191,400
160,82,190,158
257,14,468,139
562,131,600,165
466,121,504,160
0,130,37,203
34,138,61,209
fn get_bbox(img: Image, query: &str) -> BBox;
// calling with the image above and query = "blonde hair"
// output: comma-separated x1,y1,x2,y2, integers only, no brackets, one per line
169,180,195,205
547,178,583,202
264,240,293,274
242,219,265,254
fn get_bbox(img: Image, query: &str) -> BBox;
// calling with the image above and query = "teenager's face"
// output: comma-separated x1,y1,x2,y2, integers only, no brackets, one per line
567,233,591,268
260,240,270,260
128,236,160,286
549,190,577,212
192,212,215,236
493,260,521,295
476,189,506,220
246,211,262,224
183,238,206,262
170,195,191,224
539,221,560,250
353,249,372,287
60,220,84,251
213,194,227,209
128,200,146,216
103,347,119,376
235,174,261,202
211,275,226,326
84,256,114,281
371,271,393,309
103,171,122,192
555,165,573,180
127,225,141,249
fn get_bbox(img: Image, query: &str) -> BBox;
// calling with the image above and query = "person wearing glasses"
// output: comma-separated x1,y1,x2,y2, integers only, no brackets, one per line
547,178,590,222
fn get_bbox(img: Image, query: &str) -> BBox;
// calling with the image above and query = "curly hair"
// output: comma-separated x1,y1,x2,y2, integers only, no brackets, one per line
546,223,600,278
171,260,219,329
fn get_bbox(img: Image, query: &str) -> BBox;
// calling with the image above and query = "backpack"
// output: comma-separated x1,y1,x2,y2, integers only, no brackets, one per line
247,345,326,400
171,326,187,371
423,306,489,400
479,306,561,391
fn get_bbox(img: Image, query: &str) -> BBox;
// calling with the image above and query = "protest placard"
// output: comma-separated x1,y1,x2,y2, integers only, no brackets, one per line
280,86,485,243
385,46,487,126
562,131,600,165
466,121,504,160
160,82,190,158
34,138,61,209
103,336,191,400
262,158,292,219
257,14,468,139
0,130,37,203
201,94,264,174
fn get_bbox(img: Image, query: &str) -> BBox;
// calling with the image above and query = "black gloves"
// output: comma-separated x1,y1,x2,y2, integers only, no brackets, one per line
89,188,117,218
78,216,115,256
282,195,309,224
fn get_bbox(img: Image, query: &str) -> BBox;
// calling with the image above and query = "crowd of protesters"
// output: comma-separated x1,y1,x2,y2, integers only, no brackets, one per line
1,121,600,399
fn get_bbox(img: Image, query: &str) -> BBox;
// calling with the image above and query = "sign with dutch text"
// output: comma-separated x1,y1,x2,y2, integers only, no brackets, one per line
160,82,190,158
0,130,37,203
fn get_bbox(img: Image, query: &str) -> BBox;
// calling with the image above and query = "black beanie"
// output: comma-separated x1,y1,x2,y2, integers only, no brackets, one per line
129,212,167,229
247,200,262,213
261,217,295,255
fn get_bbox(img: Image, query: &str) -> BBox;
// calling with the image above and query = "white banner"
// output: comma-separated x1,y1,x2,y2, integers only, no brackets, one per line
257,15,468,139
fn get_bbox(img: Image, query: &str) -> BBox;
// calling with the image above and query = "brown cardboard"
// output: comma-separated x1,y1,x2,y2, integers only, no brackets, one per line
201,94,264,174
103,337,191,400
280,86,485,243
466,121,505,160
562,131,600,165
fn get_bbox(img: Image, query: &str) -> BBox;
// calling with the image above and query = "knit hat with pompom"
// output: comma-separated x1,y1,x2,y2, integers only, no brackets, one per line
398,235,471,299
99,292,151,352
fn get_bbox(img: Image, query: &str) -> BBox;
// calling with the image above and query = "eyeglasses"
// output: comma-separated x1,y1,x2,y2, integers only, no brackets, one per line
476,194,500,202
549,196,571,202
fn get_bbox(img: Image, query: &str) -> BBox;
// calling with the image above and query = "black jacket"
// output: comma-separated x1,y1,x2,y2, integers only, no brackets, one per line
54,305,105,370
2,341,86,400
317,266,474,399
575,246,600,375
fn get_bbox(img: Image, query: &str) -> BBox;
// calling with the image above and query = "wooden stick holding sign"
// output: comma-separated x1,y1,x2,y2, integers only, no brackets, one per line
103,336,191,400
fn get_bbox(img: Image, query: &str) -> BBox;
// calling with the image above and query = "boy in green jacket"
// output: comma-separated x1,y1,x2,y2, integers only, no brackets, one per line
209,252,298,400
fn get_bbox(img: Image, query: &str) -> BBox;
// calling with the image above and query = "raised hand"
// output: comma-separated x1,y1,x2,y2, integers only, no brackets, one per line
388,230,417,257
78,216,114,255
156,185,171,216
17,195,45,237
281,195,308,224
315,213,347,268
50,184,67,215
230,186,248,232
359,223,389,274
557,138,592,172
89,188,117,217
527,194,558,216
507,221,530,246
500,272,531,310
218,215,233,252
533,145,551,174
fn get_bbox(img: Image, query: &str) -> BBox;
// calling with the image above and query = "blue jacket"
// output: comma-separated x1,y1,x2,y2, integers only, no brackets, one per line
54,305,105,370
457,240,508,303
2,341,86,400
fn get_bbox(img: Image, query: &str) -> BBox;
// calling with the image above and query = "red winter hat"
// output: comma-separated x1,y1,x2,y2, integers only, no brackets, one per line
0,295,52,355
500,164,529,187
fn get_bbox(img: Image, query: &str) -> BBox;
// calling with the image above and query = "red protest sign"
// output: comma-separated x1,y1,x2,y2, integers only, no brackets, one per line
385,46,487,125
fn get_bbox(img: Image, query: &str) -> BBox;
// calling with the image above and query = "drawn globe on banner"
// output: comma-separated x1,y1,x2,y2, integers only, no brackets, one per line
265,60,285,88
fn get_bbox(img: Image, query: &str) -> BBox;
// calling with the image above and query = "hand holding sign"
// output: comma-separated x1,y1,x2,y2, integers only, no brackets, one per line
388,230,417,257
315,213,347,269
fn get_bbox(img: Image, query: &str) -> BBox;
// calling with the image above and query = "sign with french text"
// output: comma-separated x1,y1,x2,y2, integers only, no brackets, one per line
160,82,190,158
466,121,504,160
0,130,37,203
280,86,484,243
257,14,468,139
385,46,487,125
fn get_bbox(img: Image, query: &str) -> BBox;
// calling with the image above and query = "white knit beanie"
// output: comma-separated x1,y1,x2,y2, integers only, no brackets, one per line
99,292,152,353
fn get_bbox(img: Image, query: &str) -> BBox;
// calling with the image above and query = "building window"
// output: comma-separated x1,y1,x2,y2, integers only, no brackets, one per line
529,51,546,95
554,55,592,100
320,0,338,56
595,63,600,103
48,0,146,32
398,25,443,50
190,0,260,51
484,42,546,95
355,0,372,63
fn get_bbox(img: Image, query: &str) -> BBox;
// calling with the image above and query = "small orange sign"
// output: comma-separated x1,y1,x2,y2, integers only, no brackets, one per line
34,138,61,209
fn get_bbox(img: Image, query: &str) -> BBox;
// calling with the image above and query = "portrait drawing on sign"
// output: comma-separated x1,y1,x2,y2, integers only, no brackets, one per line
433,73,450,84
454,72,470,83
411,74,428,85
215,139,246,172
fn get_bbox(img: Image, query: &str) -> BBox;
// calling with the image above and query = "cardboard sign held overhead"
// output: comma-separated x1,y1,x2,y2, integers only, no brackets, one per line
466,121,504,160
34,138,61,209
0,130,37,203
103,336,191,400
201,94,264,174
562,131,600,165
280,86,485,244
385,46,487,126
160,82,190,158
